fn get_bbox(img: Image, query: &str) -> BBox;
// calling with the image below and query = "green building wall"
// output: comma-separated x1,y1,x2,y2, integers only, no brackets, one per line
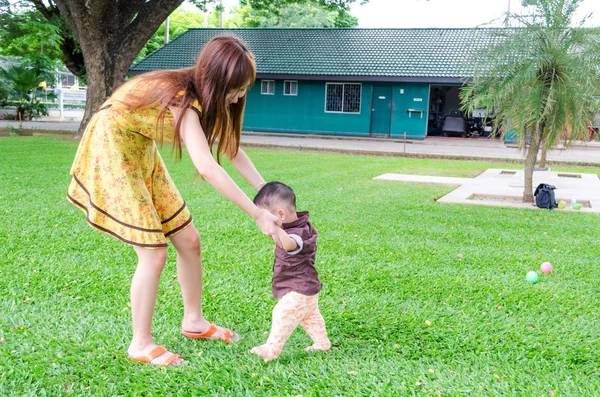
242,79,431,140
390,83,429,139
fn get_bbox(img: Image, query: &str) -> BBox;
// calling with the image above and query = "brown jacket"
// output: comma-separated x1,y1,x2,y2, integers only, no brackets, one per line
272,211,322,299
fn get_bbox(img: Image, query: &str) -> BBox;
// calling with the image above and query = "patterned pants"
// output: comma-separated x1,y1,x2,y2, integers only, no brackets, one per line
250,291,330,361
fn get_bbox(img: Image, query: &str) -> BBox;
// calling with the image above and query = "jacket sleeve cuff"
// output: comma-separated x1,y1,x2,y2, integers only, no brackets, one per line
286,234,304,255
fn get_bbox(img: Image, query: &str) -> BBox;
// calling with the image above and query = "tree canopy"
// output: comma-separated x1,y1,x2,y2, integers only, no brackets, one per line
461,0,600,202
1,0,363,134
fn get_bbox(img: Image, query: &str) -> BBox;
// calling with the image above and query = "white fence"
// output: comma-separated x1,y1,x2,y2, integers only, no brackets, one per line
60,89,86,102
54,87,86,121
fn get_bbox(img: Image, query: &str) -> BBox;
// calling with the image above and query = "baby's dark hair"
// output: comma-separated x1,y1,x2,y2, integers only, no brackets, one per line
253,181,296,211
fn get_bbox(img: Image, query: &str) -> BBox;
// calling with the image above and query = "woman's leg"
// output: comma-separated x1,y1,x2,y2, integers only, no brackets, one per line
127,246,184,365
169,225,238,341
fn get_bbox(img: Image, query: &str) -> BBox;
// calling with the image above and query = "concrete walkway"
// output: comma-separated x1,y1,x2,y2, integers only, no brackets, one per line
241,134,600,165
0,120,79,132
2,120,600,165
375,169,600,213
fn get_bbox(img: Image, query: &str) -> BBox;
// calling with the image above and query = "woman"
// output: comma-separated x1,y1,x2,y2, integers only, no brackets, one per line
67,35,281,366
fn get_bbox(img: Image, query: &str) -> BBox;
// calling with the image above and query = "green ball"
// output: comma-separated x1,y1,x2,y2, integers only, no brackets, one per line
526,271,539,284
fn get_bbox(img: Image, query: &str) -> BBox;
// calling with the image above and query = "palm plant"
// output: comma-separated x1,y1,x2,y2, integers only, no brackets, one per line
0,63,48,121
461,0,600,202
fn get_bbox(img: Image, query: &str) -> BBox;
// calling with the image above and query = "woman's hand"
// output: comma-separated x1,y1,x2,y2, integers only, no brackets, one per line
254,209,283,247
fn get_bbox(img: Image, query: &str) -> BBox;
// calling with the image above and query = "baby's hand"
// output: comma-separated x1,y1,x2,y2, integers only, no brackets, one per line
254,209,283,247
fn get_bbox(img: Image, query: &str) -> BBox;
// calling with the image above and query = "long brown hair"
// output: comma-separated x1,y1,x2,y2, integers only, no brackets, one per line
118,35,256,163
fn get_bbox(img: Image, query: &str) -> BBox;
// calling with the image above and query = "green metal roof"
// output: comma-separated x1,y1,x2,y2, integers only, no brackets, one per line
130,28,512,81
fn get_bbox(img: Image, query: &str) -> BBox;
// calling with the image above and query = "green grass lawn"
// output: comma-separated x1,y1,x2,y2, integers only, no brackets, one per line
1,135,599,396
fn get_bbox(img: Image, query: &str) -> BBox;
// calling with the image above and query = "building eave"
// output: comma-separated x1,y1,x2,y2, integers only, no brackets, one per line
128,69,472,84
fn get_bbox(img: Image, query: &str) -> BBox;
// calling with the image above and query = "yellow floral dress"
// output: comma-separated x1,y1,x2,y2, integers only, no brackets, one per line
67,84,200,248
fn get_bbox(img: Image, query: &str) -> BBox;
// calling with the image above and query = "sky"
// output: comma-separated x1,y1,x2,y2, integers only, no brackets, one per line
215,0,599,28
349,0,600,28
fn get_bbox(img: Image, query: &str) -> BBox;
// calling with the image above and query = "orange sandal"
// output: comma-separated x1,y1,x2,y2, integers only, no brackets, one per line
181,323,237,343
128,346,182,366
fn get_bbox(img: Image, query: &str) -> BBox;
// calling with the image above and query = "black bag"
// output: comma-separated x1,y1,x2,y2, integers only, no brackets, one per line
534,183,557,209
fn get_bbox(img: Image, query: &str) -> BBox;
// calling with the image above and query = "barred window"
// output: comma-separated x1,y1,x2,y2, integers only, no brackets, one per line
343,84,361,113
261,80,275,95
325,83,361,113
284,80,298,96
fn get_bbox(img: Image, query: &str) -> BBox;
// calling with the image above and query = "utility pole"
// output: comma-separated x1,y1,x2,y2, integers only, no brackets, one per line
219,0,223,28
165,16,170,44
506,0,511,27
57,72,64,121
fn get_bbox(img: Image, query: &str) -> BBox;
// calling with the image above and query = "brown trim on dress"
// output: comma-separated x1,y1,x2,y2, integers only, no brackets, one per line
164,216,193,238
94,104,113,114
67,194,168,248
161,202,187,224
72,175,163,233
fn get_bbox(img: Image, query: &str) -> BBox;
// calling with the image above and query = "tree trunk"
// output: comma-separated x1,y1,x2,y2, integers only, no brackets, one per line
539,135,548,168
77,49,132,138
523,130,542,203
53,0,184,138
539,146,548,168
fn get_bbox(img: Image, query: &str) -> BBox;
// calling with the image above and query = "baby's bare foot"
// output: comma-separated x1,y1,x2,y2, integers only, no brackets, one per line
249,345,279,362
304,345,330,353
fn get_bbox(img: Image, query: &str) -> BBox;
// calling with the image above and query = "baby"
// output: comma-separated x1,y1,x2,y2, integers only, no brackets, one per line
249,181,331,361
